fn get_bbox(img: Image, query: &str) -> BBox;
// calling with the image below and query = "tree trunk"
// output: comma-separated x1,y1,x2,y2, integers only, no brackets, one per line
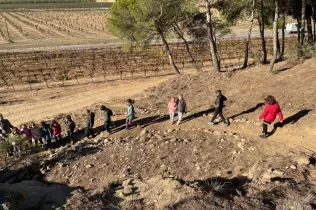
158,28,180,74
204,0,220,72
312,2,316,43
276,29,281,60
172,23,198,70
242,0,255,69
297,18,301,44
301,0,306,46
259,0,267,63
269,0,279,72
306,15,313,43
281,12,286,58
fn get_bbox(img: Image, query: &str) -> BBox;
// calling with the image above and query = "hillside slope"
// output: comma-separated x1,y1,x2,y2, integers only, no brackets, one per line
140,59,316,152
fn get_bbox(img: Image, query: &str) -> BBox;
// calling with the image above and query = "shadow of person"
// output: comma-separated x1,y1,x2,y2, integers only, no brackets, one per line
181,108,215,123
229,103,264,119
269,109,312,136
134,115,169,128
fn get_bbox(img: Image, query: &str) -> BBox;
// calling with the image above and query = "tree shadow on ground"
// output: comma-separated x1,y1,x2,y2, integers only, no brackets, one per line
0,163,81,209
229,103,264,119
167,176,252,209
269,109,312,136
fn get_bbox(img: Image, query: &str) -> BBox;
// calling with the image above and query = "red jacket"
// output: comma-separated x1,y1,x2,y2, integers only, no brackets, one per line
259,103,284,123
51,124,62,136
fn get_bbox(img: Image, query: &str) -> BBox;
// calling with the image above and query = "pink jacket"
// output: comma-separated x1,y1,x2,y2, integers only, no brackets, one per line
168,101,177,113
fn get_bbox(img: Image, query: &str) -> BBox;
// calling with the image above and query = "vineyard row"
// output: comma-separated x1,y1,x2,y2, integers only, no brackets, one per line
0,37,297,90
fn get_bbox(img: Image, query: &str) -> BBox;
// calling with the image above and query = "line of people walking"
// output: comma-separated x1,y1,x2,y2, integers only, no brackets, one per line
0,91,284,155
168,90,283,139
0,98,136,153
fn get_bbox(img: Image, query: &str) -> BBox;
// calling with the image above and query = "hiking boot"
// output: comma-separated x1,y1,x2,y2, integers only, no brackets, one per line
222,122,229,127
208,121,215,125
260,134,268,139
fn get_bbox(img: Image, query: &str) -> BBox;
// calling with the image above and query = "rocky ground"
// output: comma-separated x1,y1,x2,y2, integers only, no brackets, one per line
0,59,316,209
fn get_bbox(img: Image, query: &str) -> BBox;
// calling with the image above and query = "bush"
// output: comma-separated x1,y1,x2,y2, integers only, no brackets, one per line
0,134,36,156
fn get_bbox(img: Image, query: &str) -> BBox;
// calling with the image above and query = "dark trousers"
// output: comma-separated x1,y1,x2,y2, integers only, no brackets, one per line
67,131,74,141
126,118,133,129
211,108,226,122
262,121,271,135
45,138,52,149
34,138,43,145
85,128,94,137
54,135,62,142
104,123,110,133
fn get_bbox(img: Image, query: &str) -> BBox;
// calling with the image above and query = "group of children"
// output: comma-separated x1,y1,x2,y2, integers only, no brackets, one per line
98,99,135,136
0,114,76,150
167,95,187,125
0,91,284,154
168,90,283,139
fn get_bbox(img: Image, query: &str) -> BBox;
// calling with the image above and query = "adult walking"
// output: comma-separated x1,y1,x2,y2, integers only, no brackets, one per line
208,90,229,126
85,109,95,138
259,95,283,139
101,106,113,135
0,113,16,138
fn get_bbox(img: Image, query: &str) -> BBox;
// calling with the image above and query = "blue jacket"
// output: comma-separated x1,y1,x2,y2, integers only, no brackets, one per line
42,125,52,141
127,105,135,119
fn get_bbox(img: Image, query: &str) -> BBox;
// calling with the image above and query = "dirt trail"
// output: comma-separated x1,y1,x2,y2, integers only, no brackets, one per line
0,76,173,125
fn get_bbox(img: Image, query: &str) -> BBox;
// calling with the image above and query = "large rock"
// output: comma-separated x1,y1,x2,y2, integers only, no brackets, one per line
0,180,77,209
293,156,310,166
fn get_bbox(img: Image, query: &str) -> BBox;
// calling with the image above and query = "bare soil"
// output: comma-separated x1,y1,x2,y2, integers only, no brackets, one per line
0,58,315,209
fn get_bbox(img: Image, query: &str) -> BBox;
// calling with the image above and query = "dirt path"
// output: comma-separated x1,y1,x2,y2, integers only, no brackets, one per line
0,76,173,125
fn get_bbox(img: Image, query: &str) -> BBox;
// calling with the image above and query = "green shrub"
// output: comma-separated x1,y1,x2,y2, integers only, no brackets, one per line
0,134,36,156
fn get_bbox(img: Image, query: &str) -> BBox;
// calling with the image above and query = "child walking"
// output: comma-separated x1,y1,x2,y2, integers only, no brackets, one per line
208,90,229,126
65,115,75,143
30,122,43,145
100,106,113,135
20,124,32,142
85,109,95,138
259,95,284,139
40,121,52,149
168,97,177,124
126,99,135,130
177,95,187,125
50,120,62,142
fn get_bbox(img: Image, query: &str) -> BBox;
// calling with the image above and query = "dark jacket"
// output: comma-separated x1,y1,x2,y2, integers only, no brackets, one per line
177,99,187,113
0,119,14,134
104,109,113,123
87,112,95,129
31,126,43,141
215,94,227,109
66,120,75,133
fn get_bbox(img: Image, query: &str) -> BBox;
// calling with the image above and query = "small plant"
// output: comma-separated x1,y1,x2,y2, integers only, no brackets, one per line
0,134,34,157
